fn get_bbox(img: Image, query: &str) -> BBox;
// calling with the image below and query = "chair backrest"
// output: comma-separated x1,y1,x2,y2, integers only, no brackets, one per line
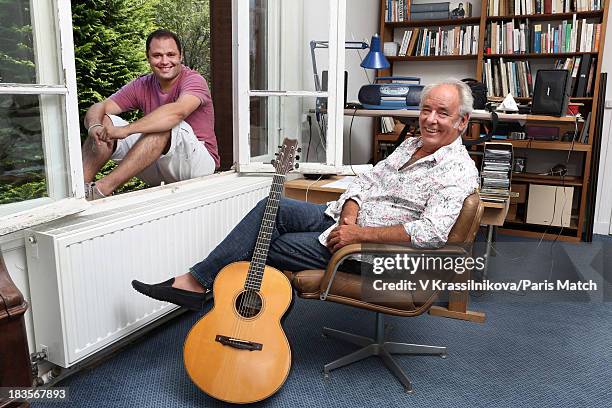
446,192,483,245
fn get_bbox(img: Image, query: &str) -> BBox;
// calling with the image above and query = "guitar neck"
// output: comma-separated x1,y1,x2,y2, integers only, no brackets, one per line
245,174,286,291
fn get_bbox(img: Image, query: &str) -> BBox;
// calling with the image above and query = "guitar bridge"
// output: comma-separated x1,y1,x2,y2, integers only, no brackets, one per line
215,335,263,351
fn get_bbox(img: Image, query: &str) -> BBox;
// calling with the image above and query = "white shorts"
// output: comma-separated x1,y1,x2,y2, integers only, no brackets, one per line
108,115,215,186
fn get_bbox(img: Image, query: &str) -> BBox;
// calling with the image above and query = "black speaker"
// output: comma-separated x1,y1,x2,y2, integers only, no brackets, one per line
531,69,571,117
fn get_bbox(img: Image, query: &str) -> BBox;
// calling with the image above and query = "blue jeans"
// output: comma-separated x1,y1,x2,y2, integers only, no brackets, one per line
190,198,335,289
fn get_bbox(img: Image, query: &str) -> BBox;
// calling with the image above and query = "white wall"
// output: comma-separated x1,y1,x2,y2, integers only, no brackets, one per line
593,11,612,235
343,0,379,164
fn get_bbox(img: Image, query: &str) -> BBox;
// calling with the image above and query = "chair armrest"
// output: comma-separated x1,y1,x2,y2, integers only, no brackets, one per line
319,243,470,300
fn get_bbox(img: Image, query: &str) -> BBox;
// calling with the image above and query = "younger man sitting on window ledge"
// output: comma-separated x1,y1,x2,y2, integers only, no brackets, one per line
132,79,479,311
81,29,219,200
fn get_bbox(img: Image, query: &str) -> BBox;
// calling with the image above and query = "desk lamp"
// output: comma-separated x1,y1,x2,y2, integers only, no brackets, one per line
360,34,390,70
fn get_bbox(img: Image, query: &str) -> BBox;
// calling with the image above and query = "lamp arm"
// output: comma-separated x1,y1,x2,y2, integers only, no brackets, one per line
310,40,369,92
310,40,322,92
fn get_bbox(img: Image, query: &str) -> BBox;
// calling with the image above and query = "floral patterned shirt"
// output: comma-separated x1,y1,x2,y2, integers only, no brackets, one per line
319,136,479,248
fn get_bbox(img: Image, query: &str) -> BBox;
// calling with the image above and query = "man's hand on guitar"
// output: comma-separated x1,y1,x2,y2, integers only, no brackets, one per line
326,220,364,253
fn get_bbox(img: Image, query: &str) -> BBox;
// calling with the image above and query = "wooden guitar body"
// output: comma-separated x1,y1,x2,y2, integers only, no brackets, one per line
183,261,293,404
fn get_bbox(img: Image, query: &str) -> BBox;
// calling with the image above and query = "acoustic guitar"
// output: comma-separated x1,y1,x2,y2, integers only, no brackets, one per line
183,138,299,404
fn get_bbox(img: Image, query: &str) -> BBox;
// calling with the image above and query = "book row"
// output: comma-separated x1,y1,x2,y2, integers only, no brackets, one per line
385,0,473,23
483,59,533,98
396,25,480,57
482,54,597,98
488,0,603,16
485,17,601,54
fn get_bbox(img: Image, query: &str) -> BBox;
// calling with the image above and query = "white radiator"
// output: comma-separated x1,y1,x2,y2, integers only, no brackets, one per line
25,175,271,367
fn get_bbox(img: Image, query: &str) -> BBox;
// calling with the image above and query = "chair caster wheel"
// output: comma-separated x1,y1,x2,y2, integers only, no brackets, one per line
321,333,327,338
323,371,330,379
404,388,414,394
440,353,448,359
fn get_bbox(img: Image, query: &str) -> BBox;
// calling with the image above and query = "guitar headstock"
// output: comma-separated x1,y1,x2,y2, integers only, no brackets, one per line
272,138,300,176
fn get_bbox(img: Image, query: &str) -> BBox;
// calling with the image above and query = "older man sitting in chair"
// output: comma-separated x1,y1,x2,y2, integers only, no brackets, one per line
132,79,480,311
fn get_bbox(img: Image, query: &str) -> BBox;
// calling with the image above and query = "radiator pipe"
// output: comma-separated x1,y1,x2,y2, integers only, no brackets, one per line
36,366,62,385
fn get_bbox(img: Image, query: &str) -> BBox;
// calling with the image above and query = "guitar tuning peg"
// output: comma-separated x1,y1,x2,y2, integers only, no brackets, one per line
275,152,279,156
278,145,283,149
294,163,299,169
297,147,302,153
295,155,300,161
271,159,276,166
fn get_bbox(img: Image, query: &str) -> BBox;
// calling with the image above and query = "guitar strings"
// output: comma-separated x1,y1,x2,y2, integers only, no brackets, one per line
226,174,283,388
232,164,287,360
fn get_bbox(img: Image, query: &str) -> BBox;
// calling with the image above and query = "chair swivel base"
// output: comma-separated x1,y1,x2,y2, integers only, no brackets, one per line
321,313,447,394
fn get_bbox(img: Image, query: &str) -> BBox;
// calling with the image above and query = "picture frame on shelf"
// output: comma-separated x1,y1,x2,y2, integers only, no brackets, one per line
450,1,472,18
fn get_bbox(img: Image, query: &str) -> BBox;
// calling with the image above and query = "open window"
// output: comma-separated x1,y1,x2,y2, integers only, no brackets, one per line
0,0,82,234
234,0,349,174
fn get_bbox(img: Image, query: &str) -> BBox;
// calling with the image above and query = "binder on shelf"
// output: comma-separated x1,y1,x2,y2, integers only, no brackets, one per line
574,53,591,97
410,11,450,20
410,2,450,13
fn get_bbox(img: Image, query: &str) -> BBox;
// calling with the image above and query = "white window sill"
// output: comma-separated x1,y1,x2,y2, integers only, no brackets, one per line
1,170,254,236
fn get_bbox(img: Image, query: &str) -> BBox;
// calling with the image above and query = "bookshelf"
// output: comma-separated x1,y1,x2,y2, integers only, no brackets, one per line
376,0,609,241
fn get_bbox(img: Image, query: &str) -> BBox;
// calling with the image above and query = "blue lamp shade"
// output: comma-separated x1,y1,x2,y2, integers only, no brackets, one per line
360,34,390,69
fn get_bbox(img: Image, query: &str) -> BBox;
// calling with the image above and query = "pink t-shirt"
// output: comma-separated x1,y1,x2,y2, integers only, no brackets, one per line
110,65,220,168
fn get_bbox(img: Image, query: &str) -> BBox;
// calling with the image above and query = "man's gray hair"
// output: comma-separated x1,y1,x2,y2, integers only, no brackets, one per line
419,79,474,118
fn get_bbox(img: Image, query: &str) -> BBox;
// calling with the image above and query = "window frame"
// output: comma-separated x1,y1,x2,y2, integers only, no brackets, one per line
0,0,85,235
233,0,347,173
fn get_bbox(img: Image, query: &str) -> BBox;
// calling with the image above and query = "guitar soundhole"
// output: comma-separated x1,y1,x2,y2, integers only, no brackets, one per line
235,290,263,318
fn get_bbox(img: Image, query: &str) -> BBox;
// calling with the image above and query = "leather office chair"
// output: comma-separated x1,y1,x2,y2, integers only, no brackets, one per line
285,192,483,393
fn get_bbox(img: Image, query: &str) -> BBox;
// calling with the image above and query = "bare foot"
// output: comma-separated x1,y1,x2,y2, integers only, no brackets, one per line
172,272,206,293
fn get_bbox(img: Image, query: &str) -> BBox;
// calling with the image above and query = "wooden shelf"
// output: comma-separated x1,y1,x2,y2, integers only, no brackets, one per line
488,96,593,102
512,173,584,186
507,139,591,151
375,132,401,142
386,17,481,28
388,55,478,61
346,109,581,124
484,52,598,59
376,0,609,242
487,10,604,22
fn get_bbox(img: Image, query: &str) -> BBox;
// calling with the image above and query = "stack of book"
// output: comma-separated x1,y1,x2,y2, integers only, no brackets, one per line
480,143,513,203
387,1,474,22
410,2,450,21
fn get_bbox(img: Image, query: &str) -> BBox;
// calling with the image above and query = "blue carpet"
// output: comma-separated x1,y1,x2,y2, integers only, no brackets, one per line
32,235,612,407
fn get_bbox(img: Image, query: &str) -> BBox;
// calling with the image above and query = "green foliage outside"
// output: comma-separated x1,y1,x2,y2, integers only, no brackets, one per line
1,0,211,205
154,0,211,82
0,0,46,204
72,0,157,124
